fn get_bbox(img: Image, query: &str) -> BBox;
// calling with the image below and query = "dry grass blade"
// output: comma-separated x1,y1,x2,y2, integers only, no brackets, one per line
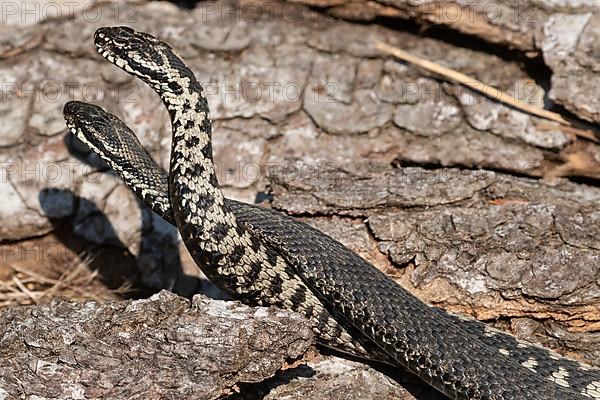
375,41,599,143
12,275,40,304
0,252,122,309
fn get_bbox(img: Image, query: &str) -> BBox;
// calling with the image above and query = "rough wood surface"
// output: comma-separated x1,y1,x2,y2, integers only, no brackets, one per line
0,291,312,399
291,0,600,124
271,163,600,363
0,291,424,400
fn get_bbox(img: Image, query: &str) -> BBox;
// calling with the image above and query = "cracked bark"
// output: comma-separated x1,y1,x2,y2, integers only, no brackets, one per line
0,291,313,399
293,0,600,123
271,164,600,364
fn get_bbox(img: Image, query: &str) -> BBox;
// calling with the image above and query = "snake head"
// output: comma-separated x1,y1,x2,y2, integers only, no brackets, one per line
94,26,195,95
63,101,130,159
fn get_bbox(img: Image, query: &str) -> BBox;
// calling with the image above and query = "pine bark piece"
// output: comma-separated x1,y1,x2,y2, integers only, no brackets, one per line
0,291,313,399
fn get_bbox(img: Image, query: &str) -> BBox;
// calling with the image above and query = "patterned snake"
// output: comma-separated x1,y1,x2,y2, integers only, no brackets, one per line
62,26,600,399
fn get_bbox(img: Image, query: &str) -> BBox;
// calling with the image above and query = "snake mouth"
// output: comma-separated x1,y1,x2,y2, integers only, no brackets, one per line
63,101,98,146
94,27,134,71
63,101,116,150
94,26,170,84
63,101,91,133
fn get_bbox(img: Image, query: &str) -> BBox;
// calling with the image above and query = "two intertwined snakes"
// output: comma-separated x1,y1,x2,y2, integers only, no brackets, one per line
62,27,600,399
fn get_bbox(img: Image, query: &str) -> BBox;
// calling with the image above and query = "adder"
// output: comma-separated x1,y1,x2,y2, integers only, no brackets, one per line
62,26,600,399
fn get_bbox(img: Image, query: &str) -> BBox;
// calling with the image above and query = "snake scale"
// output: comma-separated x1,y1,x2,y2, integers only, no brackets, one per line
62,26,600,399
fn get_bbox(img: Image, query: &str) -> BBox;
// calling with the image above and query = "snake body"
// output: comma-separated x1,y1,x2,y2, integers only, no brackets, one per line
62,26,600,399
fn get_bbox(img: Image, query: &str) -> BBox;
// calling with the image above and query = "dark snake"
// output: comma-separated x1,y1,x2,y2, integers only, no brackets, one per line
61,26,600,399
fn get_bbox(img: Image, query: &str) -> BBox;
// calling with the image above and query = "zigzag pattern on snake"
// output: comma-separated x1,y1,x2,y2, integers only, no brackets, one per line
62,26,600,399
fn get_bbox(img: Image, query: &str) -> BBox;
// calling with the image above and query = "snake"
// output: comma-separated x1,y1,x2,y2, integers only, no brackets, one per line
61,26,600,399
